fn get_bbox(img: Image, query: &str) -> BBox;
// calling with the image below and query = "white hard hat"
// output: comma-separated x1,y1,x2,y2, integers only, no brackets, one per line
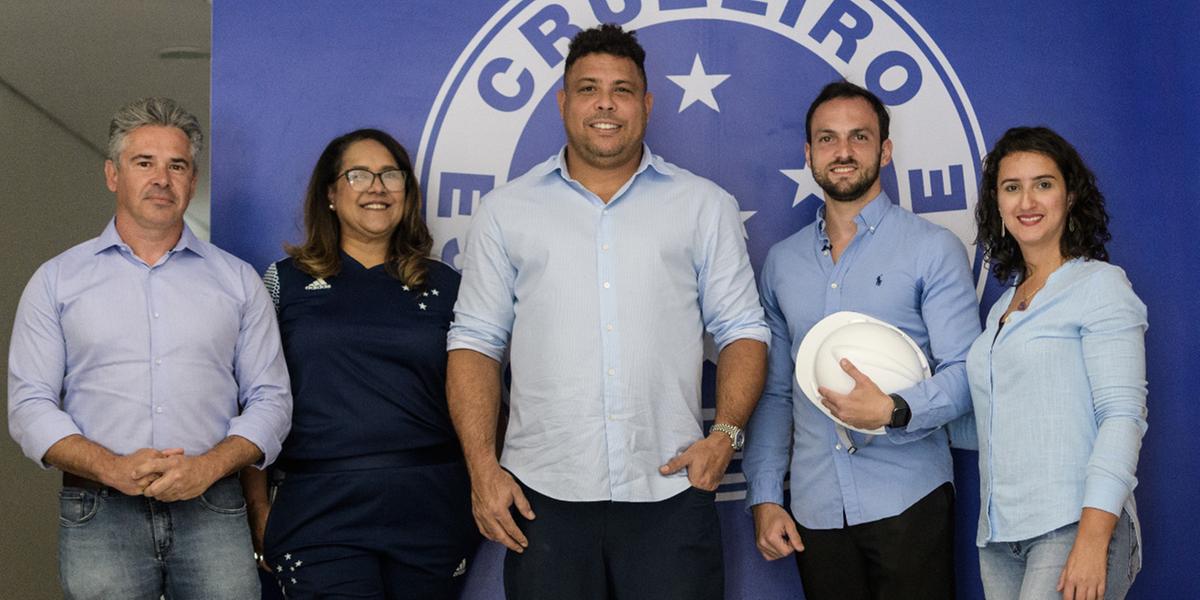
795,311,931,435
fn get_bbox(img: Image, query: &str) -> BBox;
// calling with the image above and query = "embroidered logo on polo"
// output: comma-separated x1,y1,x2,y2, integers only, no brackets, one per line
304,278,331,291
418,0,985,501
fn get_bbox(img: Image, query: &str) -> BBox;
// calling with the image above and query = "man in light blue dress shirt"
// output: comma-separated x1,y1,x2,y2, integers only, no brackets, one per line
7,97,292,599
742,82,980,599
446,25,768,600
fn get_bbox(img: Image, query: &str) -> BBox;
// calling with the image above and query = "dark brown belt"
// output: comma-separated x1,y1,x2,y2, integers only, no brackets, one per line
62,472,237,494
62,472,114,492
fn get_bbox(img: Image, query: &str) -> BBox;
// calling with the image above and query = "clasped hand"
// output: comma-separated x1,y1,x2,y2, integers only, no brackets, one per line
105,448,220,501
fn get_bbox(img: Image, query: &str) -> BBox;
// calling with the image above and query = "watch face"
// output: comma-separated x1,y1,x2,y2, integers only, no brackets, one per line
733,430,745,450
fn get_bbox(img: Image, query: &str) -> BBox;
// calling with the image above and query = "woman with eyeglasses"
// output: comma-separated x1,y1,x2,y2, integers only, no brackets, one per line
242,129,479,598
967,126,1147,599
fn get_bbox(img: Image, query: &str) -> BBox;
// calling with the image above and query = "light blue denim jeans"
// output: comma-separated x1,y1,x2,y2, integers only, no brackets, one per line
58,477,259,600
978,510,1139,600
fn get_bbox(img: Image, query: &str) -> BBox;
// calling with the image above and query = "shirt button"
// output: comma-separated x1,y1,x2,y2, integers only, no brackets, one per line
822,250,829,255
155,358,162,365
835,444,842,450
830,282,839,289
869,226,876,232
601,244,610,251
606,323,614,331
603,281,611,289
607,368,616,376
153,312,160,318
155,406,164,414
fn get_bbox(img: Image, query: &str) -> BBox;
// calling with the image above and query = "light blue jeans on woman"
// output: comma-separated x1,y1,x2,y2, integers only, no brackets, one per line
58,477,259,600
978,510,1139,600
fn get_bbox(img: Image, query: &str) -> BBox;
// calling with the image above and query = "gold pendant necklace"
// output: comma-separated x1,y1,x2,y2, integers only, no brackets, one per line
1002,259,1065,324
1016,281,1046,311
1002,279,1046,324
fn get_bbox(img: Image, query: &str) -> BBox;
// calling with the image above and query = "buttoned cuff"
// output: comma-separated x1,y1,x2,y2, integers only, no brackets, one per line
884,386,942,444
1082,474,1130,517
743,477,785,514
946,413,978,450
226,422,281,469
22,413,83,469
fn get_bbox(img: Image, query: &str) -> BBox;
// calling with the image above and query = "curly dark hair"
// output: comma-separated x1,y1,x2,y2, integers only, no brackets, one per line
564,23,647,86
286,129,433,287
975,126,1110,283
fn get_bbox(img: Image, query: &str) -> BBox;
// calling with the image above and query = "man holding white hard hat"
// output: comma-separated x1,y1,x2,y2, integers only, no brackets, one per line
742,81,980,600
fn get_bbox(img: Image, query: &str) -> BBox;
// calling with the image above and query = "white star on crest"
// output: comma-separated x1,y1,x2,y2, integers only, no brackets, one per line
780,166,825,207
666,54,730,113
740,210,756,239
402,285,410,291
431,289,439,296
419,302,427,310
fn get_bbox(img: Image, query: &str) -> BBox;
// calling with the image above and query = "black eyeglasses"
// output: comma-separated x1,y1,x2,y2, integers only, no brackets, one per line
338,168,407,192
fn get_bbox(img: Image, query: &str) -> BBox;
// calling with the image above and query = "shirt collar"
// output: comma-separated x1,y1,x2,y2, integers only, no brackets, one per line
176,225,205,257
815,191,892,244
92,218,206,258
545,143,671,182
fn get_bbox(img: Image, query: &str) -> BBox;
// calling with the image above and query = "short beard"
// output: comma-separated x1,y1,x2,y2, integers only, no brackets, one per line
814,155,881,203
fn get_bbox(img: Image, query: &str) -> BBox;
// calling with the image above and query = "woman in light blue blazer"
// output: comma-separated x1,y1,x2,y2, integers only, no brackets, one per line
968,126,1147,600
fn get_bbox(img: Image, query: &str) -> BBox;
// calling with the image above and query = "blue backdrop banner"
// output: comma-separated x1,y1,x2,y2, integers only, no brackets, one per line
213,1,1198,598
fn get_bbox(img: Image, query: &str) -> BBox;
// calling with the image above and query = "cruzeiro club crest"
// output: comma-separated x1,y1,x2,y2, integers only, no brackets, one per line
418,0,984,501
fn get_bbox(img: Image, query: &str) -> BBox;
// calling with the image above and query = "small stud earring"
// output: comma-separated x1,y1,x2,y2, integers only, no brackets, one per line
328,203,335,211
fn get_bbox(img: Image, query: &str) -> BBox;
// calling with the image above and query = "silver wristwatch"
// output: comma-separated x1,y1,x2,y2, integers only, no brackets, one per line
710,423,745,450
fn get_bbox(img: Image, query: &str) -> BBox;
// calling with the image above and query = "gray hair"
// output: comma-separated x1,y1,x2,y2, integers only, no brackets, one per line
106,97,204,168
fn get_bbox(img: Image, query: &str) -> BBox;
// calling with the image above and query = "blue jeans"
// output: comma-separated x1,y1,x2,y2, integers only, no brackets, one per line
58,477,259,600
978,510,1139,600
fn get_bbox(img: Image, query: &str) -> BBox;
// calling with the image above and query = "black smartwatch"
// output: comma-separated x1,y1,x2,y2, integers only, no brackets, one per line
888,394,911,428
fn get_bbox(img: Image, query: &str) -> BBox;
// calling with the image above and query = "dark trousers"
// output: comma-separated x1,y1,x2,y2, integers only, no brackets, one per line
264,461,479,600
504,481,723,600
795,482,955,600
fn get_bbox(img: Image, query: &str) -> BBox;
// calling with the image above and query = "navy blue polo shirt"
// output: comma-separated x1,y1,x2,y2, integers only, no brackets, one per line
266,255,461,462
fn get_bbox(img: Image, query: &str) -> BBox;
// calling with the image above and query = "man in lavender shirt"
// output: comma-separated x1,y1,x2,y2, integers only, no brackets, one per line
7,97,292,599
